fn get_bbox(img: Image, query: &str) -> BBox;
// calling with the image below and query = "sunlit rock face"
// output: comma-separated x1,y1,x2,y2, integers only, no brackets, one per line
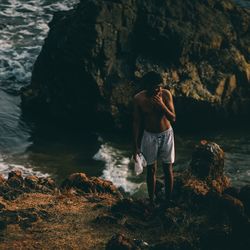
21,0,250,130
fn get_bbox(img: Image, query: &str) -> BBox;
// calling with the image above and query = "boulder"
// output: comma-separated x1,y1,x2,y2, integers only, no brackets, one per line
175,141,229,205
21,0,250,130
190,140,225,180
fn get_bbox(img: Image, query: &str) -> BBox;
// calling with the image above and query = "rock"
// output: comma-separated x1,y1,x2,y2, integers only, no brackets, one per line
7,170,24,189
38,177,56,190
0,175,5,184
21,0,250,130
24,175,39,189
61,173,120,196
8,170,22,179
3,189,24,201
219,194,245,219
0,172,57,200
7,176,24,189
239,185,250,217
190,140,225,180
106,233,143,250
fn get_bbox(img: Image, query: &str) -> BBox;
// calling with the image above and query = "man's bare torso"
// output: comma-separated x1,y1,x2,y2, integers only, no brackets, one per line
134,89,172,133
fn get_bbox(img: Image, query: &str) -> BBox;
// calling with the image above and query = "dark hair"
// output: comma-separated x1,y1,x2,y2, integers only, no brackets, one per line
141,71,163,89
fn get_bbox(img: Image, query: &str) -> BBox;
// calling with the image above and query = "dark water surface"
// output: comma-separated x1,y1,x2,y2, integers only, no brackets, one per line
0,0,249,194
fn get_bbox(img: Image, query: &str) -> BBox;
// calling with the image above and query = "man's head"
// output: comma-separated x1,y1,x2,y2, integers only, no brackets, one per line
142,71,163,96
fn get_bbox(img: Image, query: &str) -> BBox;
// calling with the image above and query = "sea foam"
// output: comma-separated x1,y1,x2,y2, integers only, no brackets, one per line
93,143,141,193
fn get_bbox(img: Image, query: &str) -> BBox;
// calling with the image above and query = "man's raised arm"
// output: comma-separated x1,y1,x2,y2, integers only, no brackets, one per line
152,90,176,123
164,90,176,123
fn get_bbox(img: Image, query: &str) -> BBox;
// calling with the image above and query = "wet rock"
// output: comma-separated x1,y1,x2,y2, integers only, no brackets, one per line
106,233,143,250
61,173,120,196
239,185,250,217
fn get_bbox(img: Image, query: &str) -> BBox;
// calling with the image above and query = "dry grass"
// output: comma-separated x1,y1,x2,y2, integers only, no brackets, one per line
0,193,121,250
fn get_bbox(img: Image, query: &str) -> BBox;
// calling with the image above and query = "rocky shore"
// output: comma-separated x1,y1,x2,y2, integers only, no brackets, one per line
21,0,250,130
1,141,250,249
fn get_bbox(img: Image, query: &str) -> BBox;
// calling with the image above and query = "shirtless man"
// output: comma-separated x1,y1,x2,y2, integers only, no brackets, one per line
133,71,176,207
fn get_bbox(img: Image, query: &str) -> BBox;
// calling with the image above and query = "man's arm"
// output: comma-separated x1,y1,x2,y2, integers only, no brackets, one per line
153,90,176,122
133,96,142,160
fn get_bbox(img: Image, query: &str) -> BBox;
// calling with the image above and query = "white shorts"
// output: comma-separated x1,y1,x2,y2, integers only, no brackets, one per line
140,127,175,165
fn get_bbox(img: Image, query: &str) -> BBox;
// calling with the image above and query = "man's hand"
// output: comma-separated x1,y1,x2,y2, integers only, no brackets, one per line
152,92,166,111
152,90,176,122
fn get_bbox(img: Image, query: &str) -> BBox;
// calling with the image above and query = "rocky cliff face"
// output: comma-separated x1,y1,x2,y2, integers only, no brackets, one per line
21,0,250,130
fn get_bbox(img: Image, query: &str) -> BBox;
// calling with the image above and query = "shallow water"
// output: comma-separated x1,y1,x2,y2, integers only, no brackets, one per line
0,0,249,194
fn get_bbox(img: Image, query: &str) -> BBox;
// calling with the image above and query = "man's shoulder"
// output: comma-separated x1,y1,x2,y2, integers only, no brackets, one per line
162,89,173,99
162,88,172,95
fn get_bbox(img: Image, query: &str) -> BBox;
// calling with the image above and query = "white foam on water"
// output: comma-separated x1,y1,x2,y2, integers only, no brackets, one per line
93,143,141,193
0,155,49,179
0,0,79,85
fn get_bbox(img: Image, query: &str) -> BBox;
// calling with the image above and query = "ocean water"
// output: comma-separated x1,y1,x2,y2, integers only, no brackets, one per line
0,0,249,195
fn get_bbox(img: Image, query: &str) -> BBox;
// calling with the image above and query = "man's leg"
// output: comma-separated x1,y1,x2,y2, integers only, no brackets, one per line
146,162,157,205
162,163,174,201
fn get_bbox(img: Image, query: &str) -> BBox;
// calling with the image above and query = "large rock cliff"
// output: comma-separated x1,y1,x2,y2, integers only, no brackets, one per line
21,0,250,130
